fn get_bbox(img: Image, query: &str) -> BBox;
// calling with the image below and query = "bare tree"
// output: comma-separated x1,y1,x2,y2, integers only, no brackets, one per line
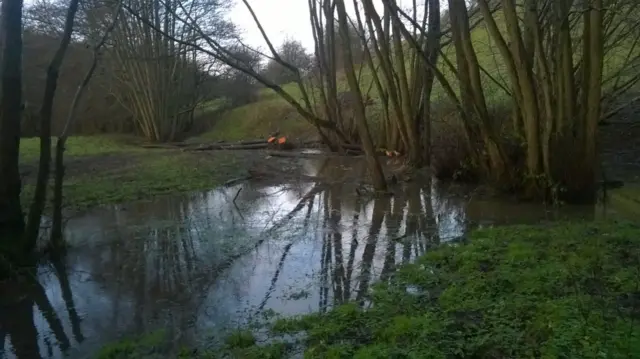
121,0,393,188
350,0,442,166
336,0,386,190
221,44,262,106
333,20,365,70
23,0,82,248
108,0,232,142
50,0,123,247
0,0,26,240
401,0,640,201
262,39,313,85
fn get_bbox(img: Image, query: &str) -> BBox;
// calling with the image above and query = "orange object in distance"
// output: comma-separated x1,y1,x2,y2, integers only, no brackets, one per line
277,137,287,144
267,136,276,143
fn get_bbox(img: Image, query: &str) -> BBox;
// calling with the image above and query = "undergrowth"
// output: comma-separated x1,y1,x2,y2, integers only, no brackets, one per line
232,221,640,358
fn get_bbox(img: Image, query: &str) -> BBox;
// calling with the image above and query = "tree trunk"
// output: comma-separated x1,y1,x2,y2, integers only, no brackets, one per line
0,0,26,241
336,0,387,191
51,1,122,247
23,0,81,249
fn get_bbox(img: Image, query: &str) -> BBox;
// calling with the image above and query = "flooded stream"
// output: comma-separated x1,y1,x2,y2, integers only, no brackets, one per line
0,156,613,359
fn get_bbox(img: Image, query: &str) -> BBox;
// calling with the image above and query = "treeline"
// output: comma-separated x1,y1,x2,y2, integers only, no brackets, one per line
11,2,369,140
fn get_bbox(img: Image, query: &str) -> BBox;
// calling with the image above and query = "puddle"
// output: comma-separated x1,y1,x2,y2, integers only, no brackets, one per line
0,156,607,358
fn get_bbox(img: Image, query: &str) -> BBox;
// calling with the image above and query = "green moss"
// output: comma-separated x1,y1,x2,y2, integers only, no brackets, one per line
254,221,640,358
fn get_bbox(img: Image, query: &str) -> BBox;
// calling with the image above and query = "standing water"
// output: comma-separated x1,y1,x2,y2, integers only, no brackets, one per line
1,156,605,358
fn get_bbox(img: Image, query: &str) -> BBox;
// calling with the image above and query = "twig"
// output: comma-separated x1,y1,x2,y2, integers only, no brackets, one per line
222,176,252,187
233,187,243,204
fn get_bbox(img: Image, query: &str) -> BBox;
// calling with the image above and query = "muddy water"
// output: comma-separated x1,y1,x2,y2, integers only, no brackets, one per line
0,156,608,359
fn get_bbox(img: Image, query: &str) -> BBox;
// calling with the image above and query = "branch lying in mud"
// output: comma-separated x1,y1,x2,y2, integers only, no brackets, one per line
221,176,253,187
141,139,389,158
188,143,272,151
264,150,361,158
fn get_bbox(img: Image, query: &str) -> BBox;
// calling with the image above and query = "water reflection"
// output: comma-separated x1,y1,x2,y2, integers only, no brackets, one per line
1,156,600,358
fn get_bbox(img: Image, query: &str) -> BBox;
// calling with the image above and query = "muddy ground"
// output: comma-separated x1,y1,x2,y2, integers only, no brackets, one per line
16,118,640,213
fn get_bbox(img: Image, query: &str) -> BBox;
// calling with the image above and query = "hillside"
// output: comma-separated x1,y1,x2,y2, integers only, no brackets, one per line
197,13,639,143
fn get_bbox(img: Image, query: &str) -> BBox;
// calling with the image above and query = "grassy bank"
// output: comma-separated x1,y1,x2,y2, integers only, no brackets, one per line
96,221,640,358
227,221,640,358
19,136,261,211
608,186,640,217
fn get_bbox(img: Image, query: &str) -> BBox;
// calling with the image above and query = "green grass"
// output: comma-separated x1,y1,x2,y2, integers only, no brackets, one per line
96,328,288,359
95,330,173,359
19,135,142,161
198,98,315,142
608,185,640,218
19,136,253,211
237,221,640,358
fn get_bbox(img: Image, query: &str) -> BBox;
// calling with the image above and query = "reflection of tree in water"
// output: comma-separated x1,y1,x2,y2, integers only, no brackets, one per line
77,180,328,343
0,286,40,359
355,195,388,303
380,192,406,282
51,256,85,344
85,196,225,341
311,175,466,308
0,258,84,359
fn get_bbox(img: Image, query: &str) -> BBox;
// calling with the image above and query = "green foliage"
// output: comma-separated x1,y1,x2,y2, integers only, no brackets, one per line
254,222,640,358
224,329,256,349
96,330,170,359
219,342,291,359
96,330,290,359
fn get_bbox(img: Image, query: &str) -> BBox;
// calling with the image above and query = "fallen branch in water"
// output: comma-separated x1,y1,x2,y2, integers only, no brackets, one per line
233,187,243,203
202,183,328,286
222,176,252,187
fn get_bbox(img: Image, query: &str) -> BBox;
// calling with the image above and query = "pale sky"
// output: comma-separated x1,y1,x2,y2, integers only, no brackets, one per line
230,0,416,53
230,0,317,51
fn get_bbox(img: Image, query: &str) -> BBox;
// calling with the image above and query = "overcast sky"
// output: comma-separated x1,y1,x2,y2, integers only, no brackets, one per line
229,0,416,52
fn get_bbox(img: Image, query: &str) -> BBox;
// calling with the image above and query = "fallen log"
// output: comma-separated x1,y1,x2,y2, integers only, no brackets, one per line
234,139,269,145
140,142,190,149
264,150,334,158
187,143,270,151
338,144,393,156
